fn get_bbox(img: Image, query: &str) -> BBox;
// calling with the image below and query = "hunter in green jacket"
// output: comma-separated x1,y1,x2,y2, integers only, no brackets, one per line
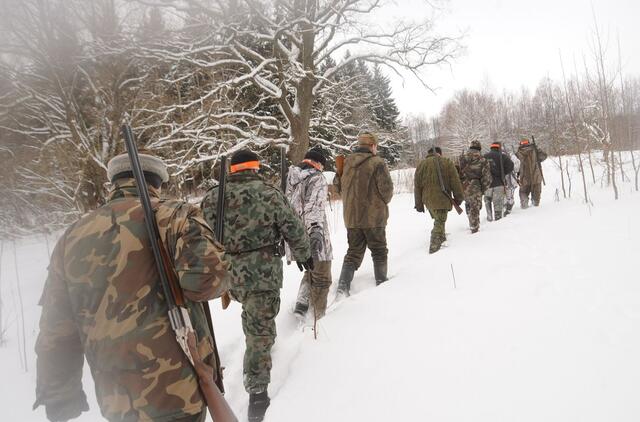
414,147,464,253
333,132,394,297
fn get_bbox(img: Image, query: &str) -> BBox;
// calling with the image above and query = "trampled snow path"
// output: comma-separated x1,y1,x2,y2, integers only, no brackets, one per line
1,156,639,421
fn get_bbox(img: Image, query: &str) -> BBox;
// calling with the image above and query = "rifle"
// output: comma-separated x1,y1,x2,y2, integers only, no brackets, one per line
279,146,287,256
122,125,235,421
122,124,194,364
498,144,506,193
531,135,546,186
215,156,232,311
434,153,463,215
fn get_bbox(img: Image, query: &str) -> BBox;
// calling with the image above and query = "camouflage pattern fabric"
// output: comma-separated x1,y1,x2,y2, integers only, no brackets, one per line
428,209,448,253
343,227,388,269
230,289,280,394
459,149,492,232
333,147,394,229
414,153,464,211
35,179,230,422
484,186,506,220
505,172,518,207
201,171,310,291
284,164,333,262
201,171,310,394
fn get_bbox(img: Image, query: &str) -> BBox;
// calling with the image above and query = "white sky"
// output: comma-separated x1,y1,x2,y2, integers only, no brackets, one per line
376,0,640,118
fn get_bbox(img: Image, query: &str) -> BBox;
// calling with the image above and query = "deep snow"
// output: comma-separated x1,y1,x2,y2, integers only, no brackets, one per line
1,154,639,421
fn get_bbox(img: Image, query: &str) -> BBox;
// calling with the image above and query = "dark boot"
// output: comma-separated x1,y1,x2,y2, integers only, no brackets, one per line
374,261,388,286
494,210,502,221
336,263,355,297
248,391,270,422
504,203,513,216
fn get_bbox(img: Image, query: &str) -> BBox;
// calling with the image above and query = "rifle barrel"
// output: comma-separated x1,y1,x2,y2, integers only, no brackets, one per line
122,125,179,311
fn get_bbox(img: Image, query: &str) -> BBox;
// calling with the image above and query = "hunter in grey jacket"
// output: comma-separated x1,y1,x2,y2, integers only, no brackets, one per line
284,164,333,262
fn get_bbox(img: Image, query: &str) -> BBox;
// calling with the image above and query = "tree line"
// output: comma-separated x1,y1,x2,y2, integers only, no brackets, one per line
406,57,640,202
0,0,458,238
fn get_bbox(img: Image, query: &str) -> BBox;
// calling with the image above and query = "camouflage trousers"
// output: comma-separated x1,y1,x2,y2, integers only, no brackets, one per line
519,183,542,208
505,174,518,206
484,186,506,220
231,289,281,394
343,228,388,269
295,260,332,318
464,192,483,232
428,209,448,253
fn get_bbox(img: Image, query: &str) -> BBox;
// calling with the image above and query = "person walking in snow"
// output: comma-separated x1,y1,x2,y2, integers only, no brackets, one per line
284,148,333,320
458,140,492,233
35,151,230,422
504,149,520,215
201,149,311,422
516,138,548,208
414,146,464,253
483,141,514,221
333,132,394,297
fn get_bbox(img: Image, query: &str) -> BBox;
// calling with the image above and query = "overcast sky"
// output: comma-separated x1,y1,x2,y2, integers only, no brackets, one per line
376,0,640,118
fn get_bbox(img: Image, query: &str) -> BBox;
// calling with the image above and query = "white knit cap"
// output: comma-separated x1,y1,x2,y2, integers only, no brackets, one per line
107,153,169,183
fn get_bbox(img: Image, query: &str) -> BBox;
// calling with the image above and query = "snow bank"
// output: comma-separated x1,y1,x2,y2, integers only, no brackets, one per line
1,154,639,421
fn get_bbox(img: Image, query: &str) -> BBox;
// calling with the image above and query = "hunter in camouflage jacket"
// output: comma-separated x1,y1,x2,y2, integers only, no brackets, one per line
201,163,310,397
35,178,230,422
458,143,492,232
201,171,310,292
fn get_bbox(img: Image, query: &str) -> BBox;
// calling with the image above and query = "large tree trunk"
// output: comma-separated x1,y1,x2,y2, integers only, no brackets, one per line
287,0,316,164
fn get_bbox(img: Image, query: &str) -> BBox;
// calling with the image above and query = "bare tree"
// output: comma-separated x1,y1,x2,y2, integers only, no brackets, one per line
134,0,461,162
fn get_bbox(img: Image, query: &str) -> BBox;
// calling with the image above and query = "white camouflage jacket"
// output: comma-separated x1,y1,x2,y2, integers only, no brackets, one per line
284,164,333,262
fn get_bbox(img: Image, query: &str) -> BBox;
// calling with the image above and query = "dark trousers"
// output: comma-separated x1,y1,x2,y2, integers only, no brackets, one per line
343,227,388,269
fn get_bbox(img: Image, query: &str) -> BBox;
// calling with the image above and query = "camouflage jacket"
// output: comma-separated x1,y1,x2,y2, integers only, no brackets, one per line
458,149,492,197
333,148,394,229
414,153,464,211
284,164,333,262
201,171,310,291
516,144,548,185
34,179,230,422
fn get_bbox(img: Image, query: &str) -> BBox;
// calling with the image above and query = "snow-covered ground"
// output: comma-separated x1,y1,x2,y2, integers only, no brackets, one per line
1,154,639,421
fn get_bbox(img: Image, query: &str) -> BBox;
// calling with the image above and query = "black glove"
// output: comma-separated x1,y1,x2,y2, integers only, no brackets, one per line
296,256,315,272
415,204,425,213
309,226,324,259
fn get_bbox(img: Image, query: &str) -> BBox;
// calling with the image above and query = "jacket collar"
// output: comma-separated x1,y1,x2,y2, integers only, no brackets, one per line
354,146,373,154
108,178,161,202
228,170,262,182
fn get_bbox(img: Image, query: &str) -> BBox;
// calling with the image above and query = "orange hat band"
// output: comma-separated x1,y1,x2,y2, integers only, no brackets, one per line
520,140,530,145
303,159,323,171
491,143,501,149
230,161,260,173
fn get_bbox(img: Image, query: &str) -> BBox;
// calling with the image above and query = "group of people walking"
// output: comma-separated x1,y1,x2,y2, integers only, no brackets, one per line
414,138,548,253
33,131,546,422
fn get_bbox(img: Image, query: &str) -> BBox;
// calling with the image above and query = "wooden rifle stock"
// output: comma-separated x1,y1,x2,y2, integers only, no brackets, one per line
335,155,345,177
